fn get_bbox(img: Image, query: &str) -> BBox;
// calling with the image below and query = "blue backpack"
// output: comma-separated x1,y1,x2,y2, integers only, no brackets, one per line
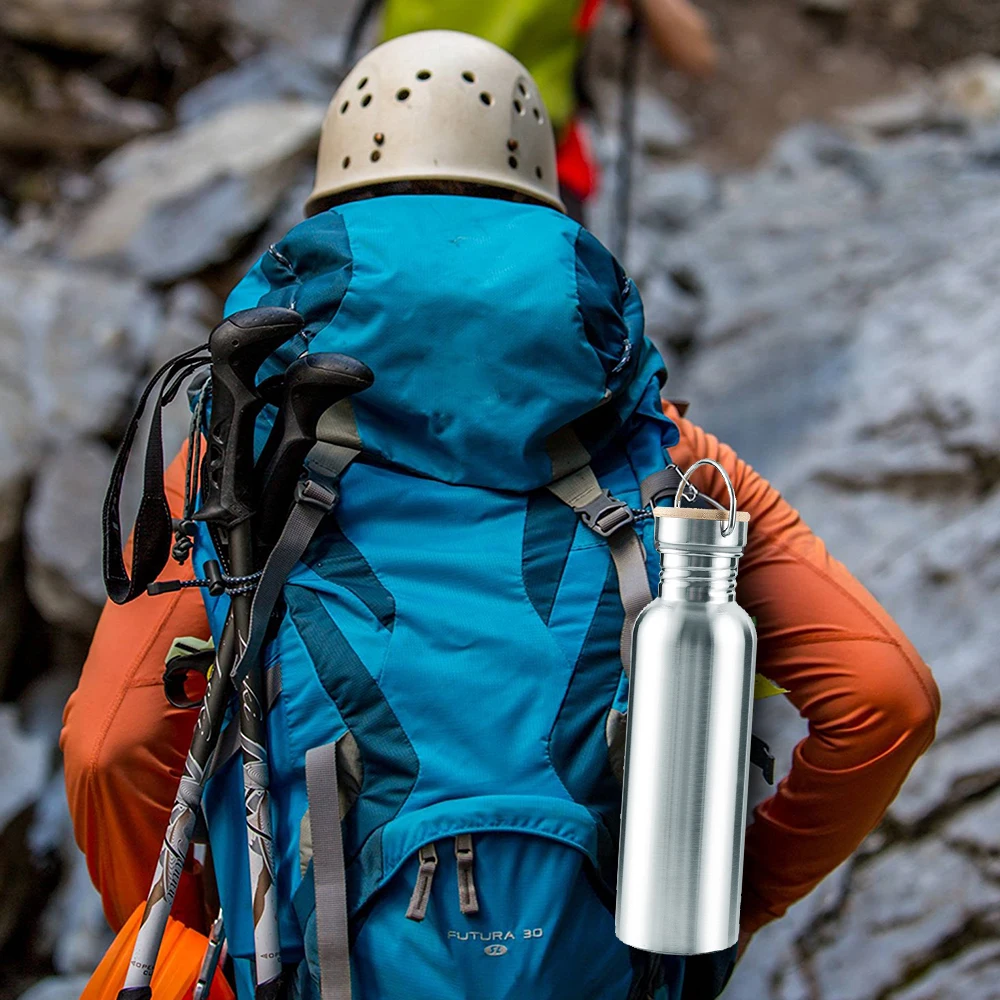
190,194,744,1000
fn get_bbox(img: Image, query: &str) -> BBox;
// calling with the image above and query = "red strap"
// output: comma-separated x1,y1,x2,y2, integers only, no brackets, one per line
576,0,606,32
557,120,600,201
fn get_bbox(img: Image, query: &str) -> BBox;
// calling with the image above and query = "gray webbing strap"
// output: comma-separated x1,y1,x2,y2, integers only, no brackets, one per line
405,843,439,922
455,834,479,915
229,480,338,687
640,466,724,512
607,528,654,675
546,431,652,676
306,743,352,1000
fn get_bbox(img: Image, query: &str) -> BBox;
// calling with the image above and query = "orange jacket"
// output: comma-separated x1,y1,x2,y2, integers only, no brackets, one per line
62,400,939,947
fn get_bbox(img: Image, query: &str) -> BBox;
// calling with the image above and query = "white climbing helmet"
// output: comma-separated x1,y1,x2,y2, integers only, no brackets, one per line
305,30,565,216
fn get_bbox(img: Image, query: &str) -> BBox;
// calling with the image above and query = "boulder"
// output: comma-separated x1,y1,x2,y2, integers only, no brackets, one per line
17,978,92,1000
634,164,718,231
24,439,115,633
0,252,161,447
652,122,1000,999
0,0,152,56
0,47,165,153
0,705,49,834
69,100,325,282
177,46,337,124
224,0,358,52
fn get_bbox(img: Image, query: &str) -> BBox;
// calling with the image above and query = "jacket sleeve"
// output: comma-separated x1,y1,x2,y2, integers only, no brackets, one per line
661,401,941,936
61,442,212,933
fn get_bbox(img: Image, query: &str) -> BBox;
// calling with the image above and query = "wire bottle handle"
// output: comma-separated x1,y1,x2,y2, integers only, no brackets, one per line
675,458,739,537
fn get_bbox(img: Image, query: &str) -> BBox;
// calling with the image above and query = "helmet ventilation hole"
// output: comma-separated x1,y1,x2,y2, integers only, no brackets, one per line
513,99,524,115
396,88,410,101
361,94,372,107
462,71,475,83
480,92,493,106
357,77,368,90
416,70,432,80
533,107,544,123
535,166,543,179
340,101,349,114
518,83,528,97
507,138,519,151
371,150,381,162
508,156,518,169
342,156,350,169
374,132,385,145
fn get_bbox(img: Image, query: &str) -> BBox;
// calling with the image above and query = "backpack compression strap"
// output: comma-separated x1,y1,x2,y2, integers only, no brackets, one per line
546,428,652,675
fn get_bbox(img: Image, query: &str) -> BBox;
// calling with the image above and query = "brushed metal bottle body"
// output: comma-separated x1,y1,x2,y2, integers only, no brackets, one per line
616,504,757,956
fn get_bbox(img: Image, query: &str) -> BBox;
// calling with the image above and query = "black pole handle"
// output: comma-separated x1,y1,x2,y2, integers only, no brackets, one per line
255,352,374,549
194,307,304,528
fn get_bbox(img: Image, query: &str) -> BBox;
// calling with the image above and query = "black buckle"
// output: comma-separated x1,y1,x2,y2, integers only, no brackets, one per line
294,479,339,512
750,735,775,785
578,492,635,538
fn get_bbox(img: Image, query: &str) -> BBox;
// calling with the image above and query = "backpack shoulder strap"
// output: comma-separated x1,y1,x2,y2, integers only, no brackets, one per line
546,428,652,675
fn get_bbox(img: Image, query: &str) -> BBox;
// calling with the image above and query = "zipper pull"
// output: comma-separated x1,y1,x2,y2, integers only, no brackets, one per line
405,842,439,922
455,834,479,915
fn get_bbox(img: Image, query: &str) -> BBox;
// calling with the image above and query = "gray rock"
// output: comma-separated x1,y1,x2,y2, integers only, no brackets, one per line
0,704,48,832
43,847,113,975
225,1,358,54
24,438,115,632
837,88,939,137
635,164,717,231
889,721,1000,828
806,843,1000,999
893,942,1000,1000
17,976,92,1000
637,120,1000,998
0,252,160,447
635,90,693,156
177,47,337,124
638,266,706,350
944,792,1000,882
0,0,151,56
0,54,166,153
69,100,325,282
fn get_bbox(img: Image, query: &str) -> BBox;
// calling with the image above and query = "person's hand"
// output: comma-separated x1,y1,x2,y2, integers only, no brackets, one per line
635,0,718,78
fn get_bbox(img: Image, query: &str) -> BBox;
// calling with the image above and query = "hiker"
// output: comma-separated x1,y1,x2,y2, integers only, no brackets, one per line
63,29,939,1000
370,0,718,216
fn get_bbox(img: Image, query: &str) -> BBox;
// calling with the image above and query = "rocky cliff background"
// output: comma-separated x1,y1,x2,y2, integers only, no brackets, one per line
1,2,998,998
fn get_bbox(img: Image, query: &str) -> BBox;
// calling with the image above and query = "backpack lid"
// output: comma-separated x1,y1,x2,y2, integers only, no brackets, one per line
229,194,667,491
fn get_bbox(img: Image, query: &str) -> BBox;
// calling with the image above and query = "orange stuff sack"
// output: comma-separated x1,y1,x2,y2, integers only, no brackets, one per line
81,904,234,1000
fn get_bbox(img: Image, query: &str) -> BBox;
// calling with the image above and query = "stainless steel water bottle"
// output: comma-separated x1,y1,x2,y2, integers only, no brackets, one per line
616,459,757,956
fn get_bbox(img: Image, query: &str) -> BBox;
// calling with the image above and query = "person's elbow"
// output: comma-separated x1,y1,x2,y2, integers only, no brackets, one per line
829,640,940,772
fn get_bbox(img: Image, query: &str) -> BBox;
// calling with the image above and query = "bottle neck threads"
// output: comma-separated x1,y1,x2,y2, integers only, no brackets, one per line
657,545,741,604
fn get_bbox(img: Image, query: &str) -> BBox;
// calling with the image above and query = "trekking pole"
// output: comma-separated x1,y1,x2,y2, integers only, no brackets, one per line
240,351,375,1000
192,909,226,1000
255,353,376,551
118,307,304,1000
612,6,642,263
185,353,374,1000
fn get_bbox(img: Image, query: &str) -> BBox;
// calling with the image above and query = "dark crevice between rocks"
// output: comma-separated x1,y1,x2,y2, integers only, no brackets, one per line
875,908,1000,1000
861,771,1000,857
0,804,63,998
813,468,982,502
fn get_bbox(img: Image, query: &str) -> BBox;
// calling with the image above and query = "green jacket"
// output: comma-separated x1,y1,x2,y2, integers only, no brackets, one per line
382,0,586,130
